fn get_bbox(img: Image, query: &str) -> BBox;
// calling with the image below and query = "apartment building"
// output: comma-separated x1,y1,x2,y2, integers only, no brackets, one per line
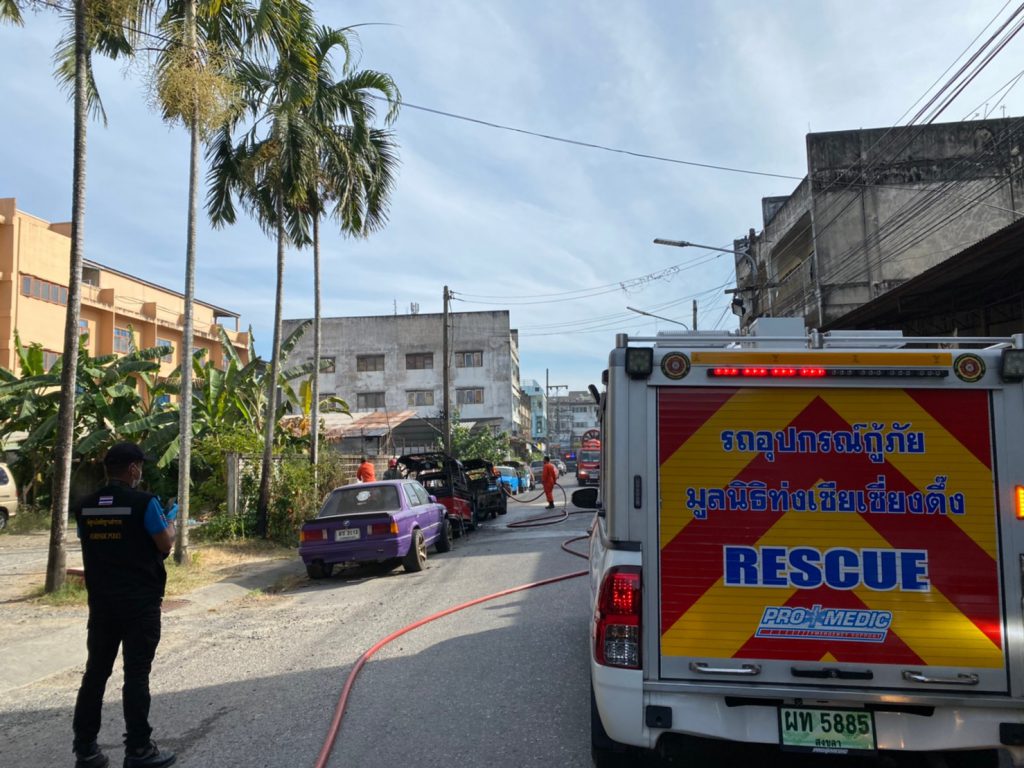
0,197,248,375
282,310,521,435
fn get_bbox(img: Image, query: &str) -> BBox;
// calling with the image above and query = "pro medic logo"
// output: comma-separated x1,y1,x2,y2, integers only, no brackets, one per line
954,353,985,383
657,387,1001,668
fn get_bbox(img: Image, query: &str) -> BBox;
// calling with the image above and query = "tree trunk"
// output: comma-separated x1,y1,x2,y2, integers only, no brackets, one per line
45,0,88,593
256,195,286,537
174,0,199,565
310,213,320,468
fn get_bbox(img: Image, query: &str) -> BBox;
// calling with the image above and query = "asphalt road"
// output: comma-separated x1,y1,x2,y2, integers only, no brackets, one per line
2,485,603,768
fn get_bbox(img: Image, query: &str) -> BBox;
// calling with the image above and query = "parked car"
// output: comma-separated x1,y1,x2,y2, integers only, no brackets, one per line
462,458,507,520
396,453,474,533
530,459,546,478
507,460,532,492
0,463,18,531
495,465,520,495
298,480,452,579
554,458,568,475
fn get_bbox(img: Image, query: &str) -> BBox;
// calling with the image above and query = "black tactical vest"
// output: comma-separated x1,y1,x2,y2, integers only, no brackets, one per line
74,481,167,605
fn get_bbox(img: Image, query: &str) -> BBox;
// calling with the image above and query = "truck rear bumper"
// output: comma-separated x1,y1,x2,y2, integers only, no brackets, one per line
593,663,1024,754
645,691,1024,753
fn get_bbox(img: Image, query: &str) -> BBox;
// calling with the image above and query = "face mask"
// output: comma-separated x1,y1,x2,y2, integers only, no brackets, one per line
130,464,142,489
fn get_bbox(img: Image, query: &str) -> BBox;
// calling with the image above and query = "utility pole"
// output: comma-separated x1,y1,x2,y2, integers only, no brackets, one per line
693,299,698,330
442,285,451,454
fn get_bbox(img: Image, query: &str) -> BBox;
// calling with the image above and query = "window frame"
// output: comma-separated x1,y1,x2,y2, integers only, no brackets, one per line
356,391,386,410
356,354,385,372
456,387,485,405
405,389,435,407
455,350,483,368
113,327,132,354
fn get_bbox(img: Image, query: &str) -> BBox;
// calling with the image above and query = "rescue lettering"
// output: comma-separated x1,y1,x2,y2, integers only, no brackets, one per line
723,546,930,592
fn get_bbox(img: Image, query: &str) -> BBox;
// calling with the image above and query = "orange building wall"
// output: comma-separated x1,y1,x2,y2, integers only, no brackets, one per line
0,197,249,377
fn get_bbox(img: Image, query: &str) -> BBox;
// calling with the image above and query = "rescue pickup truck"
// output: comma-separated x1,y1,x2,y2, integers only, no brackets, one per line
580,318,1024,766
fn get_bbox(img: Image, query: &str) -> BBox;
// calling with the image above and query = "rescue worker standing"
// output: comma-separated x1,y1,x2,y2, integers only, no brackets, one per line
356,456,376,483
383,458,400,480
71,442,176,768
542,455,559,509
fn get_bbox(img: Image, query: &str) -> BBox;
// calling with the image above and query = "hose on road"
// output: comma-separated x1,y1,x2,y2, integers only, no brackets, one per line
313,528,592,768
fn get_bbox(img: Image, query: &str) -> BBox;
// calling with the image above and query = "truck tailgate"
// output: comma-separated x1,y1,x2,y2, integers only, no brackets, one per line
657,386,1006,692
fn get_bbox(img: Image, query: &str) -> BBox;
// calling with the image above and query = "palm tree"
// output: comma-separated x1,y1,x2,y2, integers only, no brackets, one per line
40,1,150,592
206,1,324,536
289,26,399,469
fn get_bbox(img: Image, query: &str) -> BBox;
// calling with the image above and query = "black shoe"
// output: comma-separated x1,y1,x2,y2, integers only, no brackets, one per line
74,742,110,768
123,741,175,768
546,503,555,509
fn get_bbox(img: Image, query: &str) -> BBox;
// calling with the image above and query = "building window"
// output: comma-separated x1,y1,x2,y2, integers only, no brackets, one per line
357,391,386,410
20,275,68,306
43,350,60,371
455,350,483,368
114,327,132,354
456,388,484,405
406,390,434,407
78,319,89,340
356,354,384,372
155,394,171,406
405,352,433,370
320,356,336,373
157,337,174,364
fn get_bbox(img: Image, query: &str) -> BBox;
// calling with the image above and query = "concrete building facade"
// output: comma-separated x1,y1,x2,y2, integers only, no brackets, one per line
0,198,248,375
282,310,522,435
734,118,1024,332
520,379,547,442
548,389,598,454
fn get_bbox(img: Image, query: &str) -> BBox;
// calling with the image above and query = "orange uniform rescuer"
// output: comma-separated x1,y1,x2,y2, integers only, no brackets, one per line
542,455,559,509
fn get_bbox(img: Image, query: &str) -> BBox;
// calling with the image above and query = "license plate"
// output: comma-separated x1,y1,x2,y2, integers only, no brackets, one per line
334,528,360,541
778,707,876,755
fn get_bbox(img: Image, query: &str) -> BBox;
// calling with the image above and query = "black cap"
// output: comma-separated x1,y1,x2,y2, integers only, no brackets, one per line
104,442,151,466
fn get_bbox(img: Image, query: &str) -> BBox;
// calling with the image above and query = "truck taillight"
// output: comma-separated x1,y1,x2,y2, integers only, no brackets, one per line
595,566,641,669
1016,486,1024,519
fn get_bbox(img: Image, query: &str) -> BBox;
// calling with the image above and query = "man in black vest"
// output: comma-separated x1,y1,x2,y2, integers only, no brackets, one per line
71,442,177,768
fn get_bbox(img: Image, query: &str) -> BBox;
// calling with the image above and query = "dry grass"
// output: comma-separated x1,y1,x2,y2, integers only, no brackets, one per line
29,540,294,606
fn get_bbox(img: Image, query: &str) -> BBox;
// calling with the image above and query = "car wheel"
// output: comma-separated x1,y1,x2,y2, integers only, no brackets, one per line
306,561,333,579
403,529,427,573
591,683,634,767
0,510,7,531
435,518,453,553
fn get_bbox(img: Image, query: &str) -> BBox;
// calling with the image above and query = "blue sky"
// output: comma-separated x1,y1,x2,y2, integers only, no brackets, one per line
2,1,1023,390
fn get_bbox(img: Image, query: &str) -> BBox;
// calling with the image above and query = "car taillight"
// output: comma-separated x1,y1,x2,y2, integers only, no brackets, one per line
595,566,642,669
300,528,326,543
370,520,399,535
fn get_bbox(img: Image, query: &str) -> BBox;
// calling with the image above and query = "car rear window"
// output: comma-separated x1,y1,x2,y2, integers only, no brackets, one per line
319,486,399,517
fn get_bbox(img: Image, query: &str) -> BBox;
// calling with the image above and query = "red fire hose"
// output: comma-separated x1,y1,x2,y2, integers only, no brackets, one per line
313,531,591,768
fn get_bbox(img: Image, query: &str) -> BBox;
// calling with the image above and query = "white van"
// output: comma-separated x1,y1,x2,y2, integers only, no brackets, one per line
0,462,19,530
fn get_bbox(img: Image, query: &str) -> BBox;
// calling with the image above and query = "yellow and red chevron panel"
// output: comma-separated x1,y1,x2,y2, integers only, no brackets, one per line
658,387,1003,669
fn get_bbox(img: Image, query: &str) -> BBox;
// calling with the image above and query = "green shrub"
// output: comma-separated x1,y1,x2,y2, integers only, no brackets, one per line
2,505,51,535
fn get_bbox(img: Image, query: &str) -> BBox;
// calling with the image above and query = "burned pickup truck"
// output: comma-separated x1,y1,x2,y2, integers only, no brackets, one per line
462,458,508,521
396,453,475,535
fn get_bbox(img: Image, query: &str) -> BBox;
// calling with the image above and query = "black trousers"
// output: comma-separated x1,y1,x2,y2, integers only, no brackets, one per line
73,598,162,750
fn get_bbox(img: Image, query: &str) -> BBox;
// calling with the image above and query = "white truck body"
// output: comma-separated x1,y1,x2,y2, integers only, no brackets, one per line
588,321,1024,762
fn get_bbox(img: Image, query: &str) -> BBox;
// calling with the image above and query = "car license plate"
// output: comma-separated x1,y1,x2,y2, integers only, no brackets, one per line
778,707,876,755
334,528,360,541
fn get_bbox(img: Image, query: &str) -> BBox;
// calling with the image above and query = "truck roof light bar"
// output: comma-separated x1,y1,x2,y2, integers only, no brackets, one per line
707,367,948,379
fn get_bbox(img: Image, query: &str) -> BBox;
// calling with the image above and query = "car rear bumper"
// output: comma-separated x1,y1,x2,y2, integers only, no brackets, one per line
299,536,407,565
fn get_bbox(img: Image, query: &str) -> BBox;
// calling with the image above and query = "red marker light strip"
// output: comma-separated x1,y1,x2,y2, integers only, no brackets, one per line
707,367,947,379
710,366,826,378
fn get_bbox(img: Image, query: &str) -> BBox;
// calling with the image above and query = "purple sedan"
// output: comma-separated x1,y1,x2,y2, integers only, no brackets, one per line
299,480,453,579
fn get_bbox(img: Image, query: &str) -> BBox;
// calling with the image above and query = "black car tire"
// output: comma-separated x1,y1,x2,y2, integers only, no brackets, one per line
306,560,333,580
403,529,427,573
591,683,634,767
435,518,453,553
0,510,8,531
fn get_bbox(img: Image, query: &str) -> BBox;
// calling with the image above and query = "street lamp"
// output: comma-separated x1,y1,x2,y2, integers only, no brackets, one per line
652,238,757,275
